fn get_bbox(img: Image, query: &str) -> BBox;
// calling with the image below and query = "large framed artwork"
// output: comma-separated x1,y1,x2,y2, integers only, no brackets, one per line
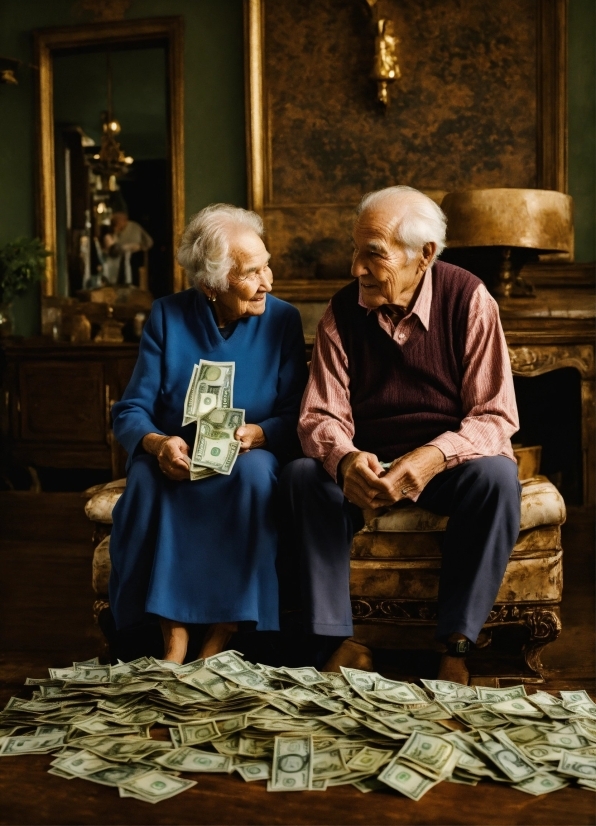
244,0,567,300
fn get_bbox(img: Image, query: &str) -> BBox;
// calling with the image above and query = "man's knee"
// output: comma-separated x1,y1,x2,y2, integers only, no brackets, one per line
461,457,521,521
464,456,519,492
279,458,344,506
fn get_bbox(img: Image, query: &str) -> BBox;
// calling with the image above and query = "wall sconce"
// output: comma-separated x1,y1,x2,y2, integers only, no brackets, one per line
0,57,21,85
364,0,400,106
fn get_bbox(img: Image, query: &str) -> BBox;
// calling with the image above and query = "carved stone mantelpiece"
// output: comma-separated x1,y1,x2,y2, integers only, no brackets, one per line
507,344,594,378
501,285,595,505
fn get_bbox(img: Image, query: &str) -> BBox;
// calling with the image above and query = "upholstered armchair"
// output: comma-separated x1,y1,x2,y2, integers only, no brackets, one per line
85,451,564,679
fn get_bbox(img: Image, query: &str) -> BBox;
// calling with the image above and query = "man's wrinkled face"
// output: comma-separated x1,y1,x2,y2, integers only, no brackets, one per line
351,205,426,309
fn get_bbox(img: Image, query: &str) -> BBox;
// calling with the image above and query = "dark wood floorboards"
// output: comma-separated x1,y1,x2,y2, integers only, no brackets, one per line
0,495,594,825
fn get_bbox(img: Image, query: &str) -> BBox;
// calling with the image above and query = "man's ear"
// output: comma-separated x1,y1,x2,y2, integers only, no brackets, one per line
421,242,437,267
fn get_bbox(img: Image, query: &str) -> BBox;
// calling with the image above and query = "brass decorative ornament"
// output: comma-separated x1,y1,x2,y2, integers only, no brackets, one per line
364,0,400,106
0,56,20,85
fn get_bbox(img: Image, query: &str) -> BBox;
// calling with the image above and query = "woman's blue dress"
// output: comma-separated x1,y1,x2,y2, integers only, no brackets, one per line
109,288,307,631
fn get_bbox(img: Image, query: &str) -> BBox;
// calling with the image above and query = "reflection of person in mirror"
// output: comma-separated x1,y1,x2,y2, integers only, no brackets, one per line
103,210,153,286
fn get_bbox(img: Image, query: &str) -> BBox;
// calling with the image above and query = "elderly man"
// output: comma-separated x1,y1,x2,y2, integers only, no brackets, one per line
279,185,520,683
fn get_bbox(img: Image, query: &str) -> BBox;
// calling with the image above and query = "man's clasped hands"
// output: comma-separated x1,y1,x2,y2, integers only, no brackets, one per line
340,444,447,510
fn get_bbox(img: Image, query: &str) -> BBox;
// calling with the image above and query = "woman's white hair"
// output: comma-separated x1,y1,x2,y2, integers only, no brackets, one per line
177,203,264,292
356,185,447,262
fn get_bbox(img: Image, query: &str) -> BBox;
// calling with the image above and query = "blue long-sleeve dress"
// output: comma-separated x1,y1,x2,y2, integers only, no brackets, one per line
108,288,308,631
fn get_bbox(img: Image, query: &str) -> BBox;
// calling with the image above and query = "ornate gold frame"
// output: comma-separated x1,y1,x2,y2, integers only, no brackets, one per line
34,17,185,296
244,0,568,300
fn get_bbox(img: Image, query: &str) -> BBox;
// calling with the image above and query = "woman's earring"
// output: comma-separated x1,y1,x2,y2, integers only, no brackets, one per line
208,293,217,302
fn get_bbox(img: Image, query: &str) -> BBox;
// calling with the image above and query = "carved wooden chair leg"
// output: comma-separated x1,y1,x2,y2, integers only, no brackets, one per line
521,606,562,679
93,599,111,663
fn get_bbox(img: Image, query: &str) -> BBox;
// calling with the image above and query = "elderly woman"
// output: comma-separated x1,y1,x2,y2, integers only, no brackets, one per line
109,204,307,663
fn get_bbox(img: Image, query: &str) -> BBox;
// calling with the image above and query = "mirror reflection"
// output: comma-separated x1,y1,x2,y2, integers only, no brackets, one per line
52,45,170,301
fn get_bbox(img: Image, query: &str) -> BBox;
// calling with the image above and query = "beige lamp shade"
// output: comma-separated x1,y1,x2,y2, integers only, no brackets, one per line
441,189,573,255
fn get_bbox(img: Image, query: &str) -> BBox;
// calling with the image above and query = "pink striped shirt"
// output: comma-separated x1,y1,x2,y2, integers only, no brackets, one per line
298,268,518,498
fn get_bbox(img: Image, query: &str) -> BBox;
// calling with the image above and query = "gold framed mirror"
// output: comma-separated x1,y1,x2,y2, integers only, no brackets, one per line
34,17,185,299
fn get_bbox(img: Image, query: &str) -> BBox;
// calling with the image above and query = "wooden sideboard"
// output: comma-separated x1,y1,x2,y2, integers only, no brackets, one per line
0,340,138,478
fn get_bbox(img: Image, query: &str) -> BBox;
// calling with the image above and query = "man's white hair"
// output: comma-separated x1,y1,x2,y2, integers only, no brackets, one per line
177,203,264,292
356,185,447,262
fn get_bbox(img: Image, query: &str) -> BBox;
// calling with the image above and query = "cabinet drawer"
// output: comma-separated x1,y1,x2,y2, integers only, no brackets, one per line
19,361,106,442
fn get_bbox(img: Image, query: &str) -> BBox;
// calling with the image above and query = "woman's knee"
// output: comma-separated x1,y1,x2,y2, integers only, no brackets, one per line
233,448,278,491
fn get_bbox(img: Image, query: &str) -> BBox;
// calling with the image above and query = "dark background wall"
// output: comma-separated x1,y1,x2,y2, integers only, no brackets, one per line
0,0,593,334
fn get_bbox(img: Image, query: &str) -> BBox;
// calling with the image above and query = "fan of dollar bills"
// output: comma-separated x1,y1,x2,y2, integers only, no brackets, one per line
1,651,596,804
182,360,245,481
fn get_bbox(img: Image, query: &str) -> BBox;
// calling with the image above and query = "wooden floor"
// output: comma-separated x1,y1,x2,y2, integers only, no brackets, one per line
0,493,594,825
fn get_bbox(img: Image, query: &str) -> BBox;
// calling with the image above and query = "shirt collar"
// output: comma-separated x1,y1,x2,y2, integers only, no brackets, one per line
357,265,433,331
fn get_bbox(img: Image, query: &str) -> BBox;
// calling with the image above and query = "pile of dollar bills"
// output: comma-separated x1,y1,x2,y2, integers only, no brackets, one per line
183,360,244,481
1,651,596,804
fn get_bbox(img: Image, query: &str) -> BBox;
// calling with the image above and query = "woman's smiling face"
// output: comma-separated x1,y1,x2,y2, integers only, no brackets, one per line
213,229,273,324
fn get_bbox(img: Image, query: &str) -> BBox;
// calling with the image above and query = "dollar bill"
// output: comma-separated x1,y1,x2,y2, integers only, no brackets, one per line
235,761,271,781
183,361,234,426
191,407,245,475
546,732,590,749
280,667,329,687
477,733,538,782
398,732,455,779
53,750,114,776
557,751,596,779
476,685,527,703
268,735,312,791
378,758,438,800
83,763,154,787
155,747,232,772
421,680,478,703
311,748,348,780
347,747,393,774
0,733,66,755
512,773,569,795
178,721,221,745
488,698,544,718
372,678,429,705
119,770,197,802
560,690,593,707
456,708,505,729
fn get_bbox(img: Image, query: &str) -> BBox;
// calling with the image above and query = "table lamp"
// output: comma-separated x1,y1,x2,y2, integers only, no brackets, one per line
441,189,573,298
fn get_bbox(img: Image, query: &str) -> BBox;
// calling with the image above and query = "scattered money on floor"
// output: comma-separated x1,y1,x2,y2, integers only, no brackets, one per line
182,360,245,481
1,652,596,803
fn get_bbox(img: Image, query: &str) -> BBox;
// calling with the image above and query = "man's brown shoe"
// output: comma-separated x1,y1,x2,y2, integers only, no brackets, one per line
322,639,373,673
437,654,470,685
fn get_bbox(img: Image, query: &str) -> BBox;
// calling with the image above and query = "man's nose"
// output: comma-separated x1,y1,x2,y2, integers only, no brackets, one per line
351,252,368,279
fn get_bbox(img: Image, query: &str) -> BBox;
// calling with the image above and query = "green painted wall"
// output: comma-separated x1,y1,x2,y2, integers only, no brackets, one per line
0,0,593,334
568,0,596,262
0,0,246,335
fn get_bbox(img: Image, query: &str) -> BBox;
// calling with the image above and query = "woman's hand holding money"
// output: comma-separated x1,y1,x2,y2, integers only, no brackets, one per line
235,424,266,453
142,433,191,480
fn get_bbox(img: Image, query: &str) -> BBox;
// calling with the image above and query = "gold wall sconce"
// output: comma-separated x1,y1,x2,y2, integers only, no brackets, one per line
364,0,400,106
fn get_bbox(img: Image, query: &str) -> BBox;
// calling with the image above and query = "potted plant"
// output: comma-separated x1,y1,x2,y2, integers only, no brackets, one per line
0,237,49,335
